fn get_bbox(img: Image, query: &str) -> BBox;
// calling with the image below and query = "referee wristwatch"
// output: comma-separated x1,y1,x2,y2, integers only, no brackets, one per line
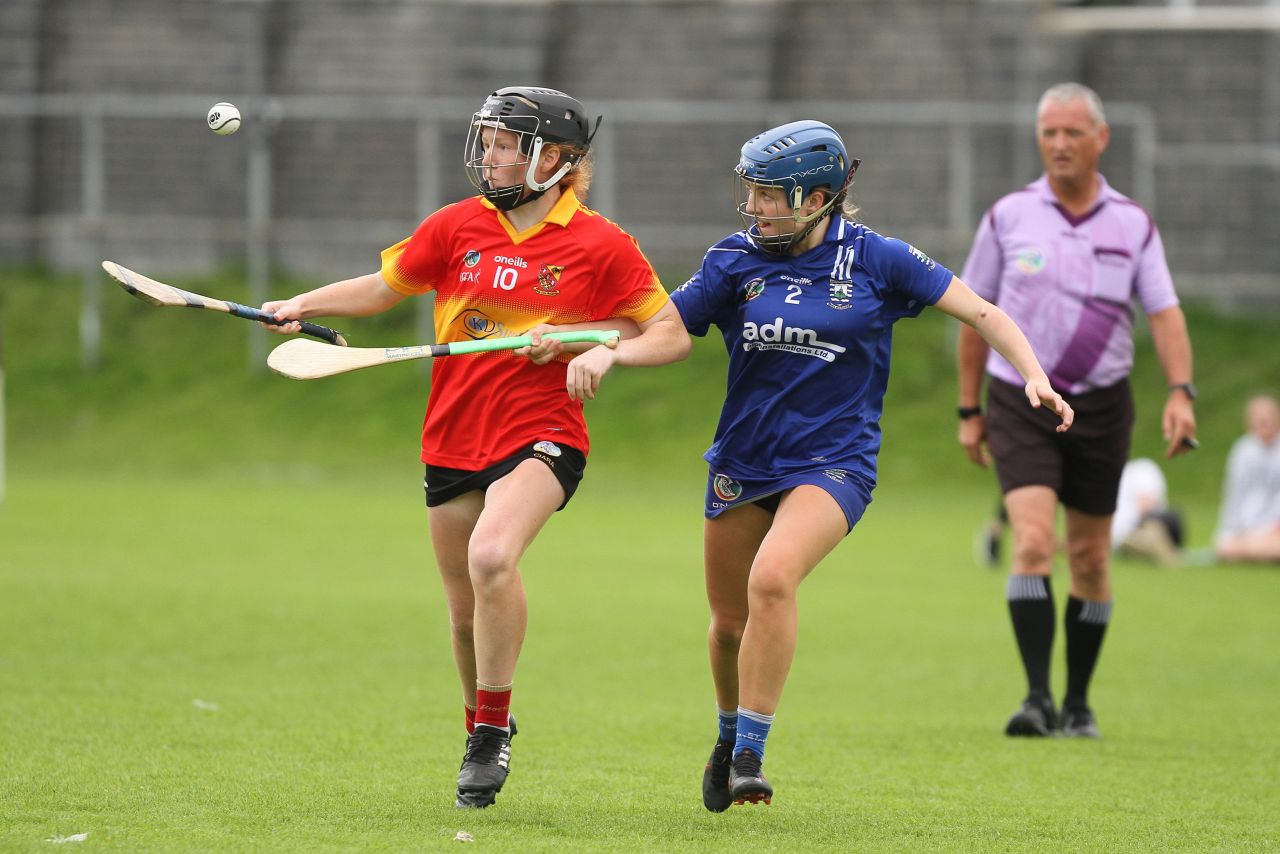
957,405,983,420
1169,382,1197,401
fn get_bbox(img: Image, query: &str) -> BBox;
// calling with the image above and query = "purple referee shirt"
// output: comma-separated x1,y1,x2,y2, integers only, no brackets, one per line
961,174,1179,394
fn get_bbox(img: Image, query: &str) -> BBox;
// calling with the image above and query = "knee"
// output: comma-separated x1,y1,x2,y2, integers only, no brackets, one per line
467,541,518,589
449,612,475,646
1012,526,1056,569
709,614,746,651
1068,540,1110,584
747,565,797,609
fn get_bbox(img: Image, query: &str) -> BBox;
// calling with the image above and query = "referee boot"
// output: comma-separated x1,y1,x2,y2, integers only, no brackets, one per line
455,716,516,809
1061,702,1101,739
701,738,734,812
728,750,773,805
1004,694,1059,737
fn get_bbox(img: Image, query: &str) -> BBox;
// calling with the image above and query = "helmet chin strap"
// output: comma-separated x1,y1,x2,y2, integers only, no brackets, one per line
524,137,576,192
491,136,577,212
776,164,858,251
751,195,838,254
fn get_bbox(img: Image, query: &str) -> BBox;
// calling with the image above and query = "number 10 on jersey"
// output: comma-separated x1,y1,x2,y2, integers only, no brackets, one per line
493,266,519,290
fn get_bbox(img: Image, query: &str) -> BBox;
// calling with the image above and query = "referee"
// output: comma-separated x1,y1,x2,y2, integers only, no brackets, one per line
956,83,1197,738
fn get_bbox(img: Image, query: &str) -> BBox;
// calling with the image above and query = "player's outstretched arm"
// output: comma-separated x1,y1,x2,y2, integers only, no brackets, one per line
563,301,691,401
956,323,992,467
262,272,405,334
934,276,1074,432
517,317,643,365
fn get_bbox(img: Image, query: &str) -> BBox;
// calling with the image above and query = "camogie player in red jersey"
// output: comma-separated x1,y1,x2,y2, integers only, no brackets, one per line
262,86,690,808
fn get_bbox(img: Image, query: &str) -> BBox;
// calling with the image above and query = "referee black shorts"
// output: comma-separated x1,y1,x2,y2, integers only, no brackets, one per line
986,376,1133,516
424,440,587,511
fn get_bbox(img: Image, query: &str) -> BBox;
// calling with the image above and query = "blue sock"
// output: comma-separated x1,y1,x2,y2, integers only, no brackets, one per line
717,707,737,743
733,706,774,760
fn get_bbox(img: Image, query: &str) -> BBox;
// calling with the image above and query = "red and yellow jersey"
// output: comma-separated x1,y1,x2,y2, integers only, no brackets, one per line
380,190,669,468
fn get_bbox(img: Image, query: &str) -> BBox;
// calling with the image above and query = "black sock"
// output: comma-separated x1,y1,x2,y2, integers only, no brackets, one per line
1007,575,1055,700
1065,596,1112,708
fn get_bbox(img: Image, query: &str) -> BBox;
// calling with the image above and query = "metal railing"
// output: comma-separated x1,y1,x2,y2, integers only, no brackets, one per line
0,93,1158,369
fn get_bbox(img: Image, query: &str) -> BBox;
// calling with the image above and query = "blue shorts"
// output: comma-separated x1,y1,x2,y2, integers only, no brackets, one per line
704,466,874,533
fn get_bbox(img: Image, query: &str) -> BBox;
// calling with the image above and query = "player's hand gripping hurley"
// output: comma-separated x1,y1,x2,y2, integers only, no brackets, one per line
104,261,348,346
268,331,621,380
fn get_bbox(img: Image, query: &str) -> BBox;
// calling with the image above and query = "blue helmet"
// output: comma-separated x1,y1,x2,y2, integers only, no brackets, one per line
736,121,851,208
734,121,857,252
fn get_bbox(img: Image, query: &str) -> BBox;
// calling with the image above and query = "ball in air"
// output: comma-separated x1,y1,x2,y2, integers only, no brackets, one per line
207,102,241,136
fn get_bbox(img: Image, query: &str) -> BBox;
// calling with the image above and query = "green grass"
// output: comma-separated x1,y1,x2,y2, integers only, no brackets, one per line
1,267,1279,850
2,476,1278,852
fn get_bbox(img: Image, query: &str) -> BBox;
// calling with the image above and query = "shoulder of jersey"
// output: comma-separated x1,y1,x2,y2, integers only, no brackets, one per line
709,230,754,253
428,196,490,226
573,203,635,238
1106,188,1155,226
841,221,882,255
983,186,1044,232
837,220,875,241
700,231,756,272
992,185,1041,215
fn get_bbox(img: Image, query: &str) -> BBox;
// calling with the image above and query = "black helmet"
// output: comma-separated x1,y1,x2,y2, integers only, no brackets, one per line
464,86,601,211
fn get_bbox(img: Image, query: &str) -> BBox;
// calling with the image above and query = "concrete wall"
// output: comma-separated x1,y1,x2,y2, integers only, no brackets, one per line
1,0,1276,302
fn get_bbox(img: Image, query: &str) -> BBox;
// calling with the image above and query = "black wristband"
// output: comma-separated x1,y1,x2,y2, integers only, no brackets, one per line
958,406,983,420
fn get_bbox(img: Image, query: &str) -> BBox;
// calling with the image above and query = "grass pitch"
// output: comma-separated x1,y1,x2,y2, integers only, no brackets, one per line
2,269,1278,850
1,472,1277,852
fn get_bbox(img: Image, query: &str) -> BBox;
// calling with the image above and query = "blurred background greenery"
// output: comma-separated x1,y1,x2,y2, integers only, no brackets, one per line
4,265,1276,548
3,266,1278,851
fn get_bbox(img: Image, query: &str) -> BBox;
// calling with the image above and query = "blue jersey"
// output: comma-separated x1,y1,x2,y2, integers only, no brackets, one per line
672,216,954,484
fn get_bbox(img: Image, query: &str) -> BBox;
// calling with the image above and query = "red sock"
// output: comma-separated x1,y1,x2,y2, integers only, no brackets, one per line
475,685,512,730
465,705,476,734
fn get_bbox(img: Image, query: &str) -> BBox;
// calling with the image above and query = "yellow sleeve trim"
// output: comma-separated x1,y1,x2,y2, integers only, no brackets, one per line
624,279,671,325
379,236,429,295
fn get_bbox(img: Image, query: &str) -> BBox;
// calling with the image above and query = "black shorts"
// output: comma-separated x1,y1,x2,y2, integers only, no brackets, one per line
986,376,1133,516
424,441,587,511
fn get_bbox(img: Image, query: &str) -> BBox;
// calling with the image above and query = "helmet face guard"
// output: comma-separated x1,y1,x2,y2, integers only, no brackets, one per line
464,87,600,212
733,121,857,253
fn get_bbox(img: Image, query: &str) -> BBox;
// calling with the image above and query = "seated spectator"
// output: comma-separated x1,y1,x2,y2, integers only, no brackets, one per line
1112,458,1183,566
1215,394,1280,563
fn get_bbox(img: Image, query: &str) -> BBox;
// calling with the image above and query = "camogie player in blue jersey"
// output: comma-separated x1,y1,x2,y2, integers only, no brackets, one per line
669,121,1075,811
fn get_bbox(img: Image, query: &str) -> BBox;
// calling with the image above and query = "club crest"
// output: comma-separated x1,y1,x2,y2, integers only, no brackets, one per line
464,250,481,268
743,278,766,302
1016,249,1046,275
535,264,565,296
828,280,853,310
